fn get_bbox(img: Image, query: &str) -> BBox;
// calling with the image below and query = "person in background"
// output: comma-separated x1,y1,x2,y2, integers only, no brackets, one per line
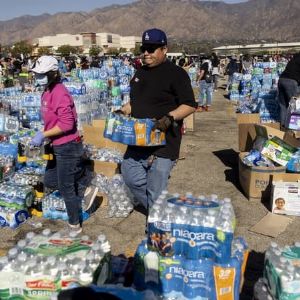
241,54,253,74
211,52,220,91
225,56,239,92
30,56,98,235
277,52,300,128
120,28,196,213
58,57,67,74
196,57,213,111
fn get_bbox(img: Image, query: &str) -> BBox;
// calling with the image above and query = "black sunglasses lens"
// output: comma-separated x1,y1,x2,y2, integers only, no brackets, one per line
140,46,158,53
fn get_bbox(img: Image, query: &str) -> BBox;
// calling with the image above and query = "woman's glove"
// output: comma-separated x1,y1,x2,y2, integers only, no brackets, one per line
154,115,174,132
30,131,45,147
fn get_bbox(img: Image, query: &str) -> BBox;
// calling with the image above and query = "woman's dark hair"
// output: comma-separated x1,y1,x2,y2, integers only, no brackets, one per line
46,70,61,90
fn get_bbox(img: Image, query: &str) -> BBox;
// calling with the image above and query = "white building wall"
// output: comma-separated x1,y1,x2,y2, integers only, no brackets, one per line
36,32,141,52
120,36,142,51
96,33,120,49
38,34,83,47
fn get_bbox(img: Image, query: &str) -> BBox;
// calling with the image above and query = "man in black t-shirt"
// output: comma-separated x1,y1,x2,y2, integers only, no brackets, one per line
278,53,300,127
120,28,197,211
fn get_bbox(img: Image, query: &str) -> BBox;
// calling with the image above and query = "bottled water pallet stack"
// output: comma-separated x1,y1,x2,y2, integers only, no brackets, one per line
0,229,111,300
0,182,34,228
42,190,90,221
232,62,287,123
256,241,300,300
134,192,249,300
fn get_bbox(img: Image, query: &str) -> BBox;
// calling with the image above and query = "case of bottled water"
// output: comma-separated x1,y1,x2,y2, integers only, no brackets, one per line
147,192,236,263
263,241,300,299
0,229,111,300
134,237,248,300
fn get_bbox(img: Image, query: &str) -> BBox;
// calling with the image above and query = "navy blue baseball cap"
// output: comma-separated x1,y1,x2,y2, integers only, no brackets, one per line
142,28,167,45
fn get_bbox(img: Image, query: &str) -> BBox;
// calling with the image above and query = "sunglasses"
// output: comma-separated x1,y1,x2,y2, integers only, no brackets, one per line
140,45,164,54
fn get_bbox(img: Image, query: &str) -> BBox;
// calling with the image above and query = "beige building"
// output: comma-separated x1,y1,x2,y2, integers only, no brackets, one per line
35,32,141,53
38,33,83,48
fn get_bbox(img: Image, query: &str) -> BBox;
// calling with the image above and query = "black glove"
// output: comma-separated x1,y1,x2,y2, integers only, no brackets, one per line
154,115,174,132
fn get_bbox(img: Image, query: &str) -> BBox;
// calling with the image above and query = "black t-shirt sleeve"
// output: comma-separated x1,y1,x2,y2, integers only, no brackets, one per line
171,67,197,107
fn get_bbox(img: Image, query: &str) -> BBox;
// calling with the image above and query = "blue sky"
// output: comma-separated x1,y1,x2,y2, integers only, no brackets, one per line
0,0,247,21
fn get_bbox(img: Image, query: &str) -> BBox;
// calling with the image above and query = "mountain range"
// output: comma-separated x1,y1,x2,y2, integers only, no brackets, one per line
0,0,299,45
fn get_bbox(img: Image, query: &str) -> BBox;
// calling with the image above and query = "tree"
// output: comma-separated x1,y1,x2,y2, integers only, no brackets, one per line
38,47,52,56
106,47,119,55
57,45,77,57
131,43,141,56
89,45,102,57
11,41,33,57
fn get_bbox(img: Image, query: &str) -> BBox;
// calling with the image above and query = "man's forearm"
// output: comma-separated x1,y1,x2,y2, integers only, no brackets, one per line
168,104,196,121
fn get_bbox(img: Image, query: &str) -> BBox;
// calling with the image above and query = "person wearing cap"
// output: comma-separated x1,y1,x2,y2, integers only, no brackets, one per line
120,28,197,212
277,52,300,128
30,55,98,235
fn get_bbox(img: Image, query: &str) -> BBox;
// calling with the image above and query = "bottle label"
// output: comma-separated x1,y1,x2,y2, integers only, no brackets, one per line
213,266,236,300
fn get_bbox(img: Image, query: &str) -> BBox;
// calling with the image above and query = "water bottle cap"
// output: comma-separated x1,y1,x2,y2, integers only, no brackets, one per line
42,228,51,236
274,250,281,256
198,195,206,200
165,208,172,214
97,234,106,243
8,248,18,257
161,190,169,195
0,256,8,264
193,210,200,216
92,244,101,251
173,193,180,198
167,203,175,208
69,231,78,239
295,242,300,248
28,259,36,267
208,209,217,216
81,235,90,241
224,197,231,203
17,239,26,248
17,253,27,262
270,241,278,248
58,262,67,270
47,256,56,265
26,232,36,240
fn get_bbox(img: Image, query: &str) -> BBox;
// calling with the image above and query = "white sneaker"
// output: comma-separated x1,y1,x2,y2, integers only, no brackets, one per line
83,186,99,211
59,223,82,238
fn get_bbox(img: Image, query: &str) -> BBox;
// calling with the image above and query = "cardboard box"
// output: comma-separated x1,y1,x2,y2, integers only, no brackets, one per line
271,173,300,216
83,121,127,177
236,113,260,125
184,113,195,132
261,122,281,130
83,121,127,153
239,152,286,201
238,123,300,152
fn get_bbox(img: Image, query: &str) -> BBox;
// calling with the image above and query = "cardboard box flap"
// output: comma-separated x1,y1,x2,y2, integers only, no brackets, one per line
236,113,260,125
272,173,300,183
82,124,127,153
254,124,300,148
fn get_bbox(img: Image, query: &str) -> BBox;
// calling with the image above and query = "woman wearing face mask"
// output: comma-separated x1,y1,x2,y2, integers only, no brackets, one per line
30,55,98,235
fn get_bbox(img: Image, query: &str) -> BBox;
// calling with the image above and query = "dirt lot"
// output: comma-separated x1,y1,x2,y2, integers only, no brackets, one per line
1,79,299,299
